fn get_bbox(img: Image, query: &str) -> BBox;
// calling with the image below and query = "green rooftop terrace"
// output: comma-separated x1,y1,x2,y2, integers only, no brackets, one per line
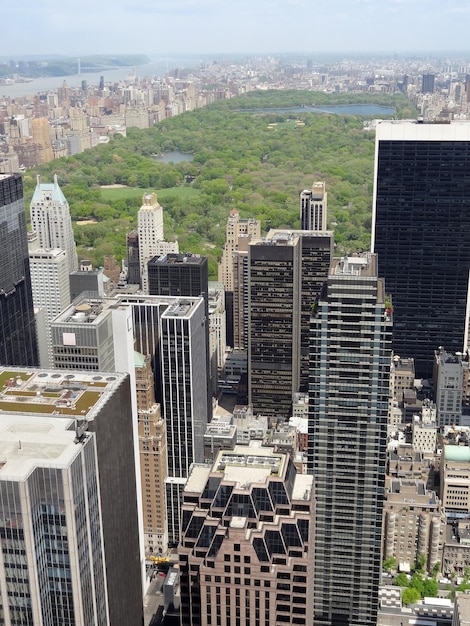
0,369,119,418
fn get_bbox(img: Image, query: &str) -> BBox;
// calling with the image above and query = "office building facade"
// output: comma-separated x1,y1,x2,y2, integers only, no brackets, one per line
29,248,71,367
0,413,108,625
137,193,178,292
0,368,143,626
30,175,78,273
372,120,470,379
0,174,38,367
297,230,333,391
218,210,261,293
160,298,210,545
179,445,314,626
433,347,464,427
248,232,301,417
148,253,212,420
308,254,392,626
248,230,332,415
300,181,328,231
135,351,168,555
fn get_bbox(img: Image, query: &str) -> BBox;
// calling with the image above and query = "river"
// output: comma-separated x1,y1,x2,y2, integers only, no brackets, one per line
0,56,201,99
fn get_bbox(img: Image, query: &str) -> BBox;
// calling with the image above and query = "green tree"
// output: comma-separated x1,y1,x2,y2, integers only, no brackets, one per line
395,573,409,587
410,573,425,596
383,557,397,573
422,578,438,598
402,587,421,605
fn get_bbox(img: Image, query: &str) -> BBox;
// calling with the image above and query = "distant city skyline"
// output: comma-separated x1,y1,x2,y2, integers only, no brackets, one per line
3,0,470,57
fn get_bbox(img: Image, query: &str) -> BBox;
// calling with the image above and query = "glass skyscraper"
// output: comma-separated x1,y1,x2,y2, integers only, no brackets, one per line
372,120,470,379
0,174,38,367
308,254,392,626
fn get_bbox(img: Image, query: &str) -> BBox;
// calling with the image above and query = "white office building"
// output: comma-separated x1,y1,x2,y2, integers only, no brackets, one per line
30,175,78,273
29,248,71,367
137,193,178,293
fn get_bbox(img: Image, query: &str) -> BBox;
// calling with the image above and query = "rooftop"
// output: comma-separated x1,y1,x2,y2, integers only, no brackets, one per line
332,253,377,278
376,119,470,142
0,368,125,422
444,444,470,463
152,252,205,266
31,174,68,206
213,445,286,480
0,414,85,480
53,293,204,326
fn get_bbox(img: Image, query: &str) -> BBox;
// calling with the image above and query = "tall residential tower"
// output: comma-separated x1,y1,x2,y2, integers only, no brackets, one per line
30,175,78,273
137,193,178,292
300,181,327,231
308,254,392,626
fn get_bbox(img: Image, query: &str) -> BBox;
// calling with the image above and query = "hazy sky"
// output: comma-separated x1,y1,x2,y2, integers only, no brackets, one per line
3,0,470,57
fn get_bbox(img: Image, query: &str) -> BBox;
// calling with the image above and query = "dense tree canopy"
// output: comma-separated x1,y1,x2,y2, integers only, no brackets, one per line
25,90,417,273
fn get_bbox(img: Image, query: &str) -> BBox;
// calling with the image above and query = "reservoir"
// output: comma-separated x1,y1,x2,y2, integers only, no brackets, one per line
237,104,396,116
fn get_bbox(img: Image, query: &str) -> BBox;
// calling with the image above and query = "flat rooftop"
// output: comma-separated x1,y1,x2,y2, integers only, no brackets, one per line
376,119,470,142
214,445,285,479
0,414,86,480
53,293,204,326
152,253,205,266
331,254,377,278
0,368,126,421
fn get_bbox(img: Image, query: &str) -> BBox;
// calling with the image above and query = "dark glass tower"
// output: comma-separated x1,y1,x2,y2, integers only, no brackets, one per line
308,254,392,626
372,120,470,379
148,252,209,301
0,174,38,366
248,230,332,416
147,251,212,424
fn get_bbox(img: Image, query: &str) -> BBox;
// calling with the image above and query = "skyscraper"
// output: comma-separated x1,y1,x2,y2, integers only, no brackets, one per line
28,248,71,367
248,231,301,417
422,73,435,94
137,193,178,292
372,120,470,378
179,445,314,626
0,174,38,367
31,117,53,164
0,368,144,626
218,209,261,292
160,298,210,545
126,230,141,285
297,230,333,391
248,230,332,416
148,252,213,413
135,352,168,555
30,175,78,273
0,413,109,625
300,181,327,231
308,253,392,626
52,293,210,547
148,251,209,301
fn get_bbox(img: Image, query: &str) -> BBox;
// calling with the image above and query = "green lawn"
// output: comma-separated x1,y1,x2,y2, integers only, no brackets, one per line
100,186,200,202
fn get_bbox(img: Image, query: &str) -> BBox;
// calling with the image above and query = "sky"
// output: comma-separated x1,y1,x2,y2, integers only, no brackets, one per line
3,0,470,58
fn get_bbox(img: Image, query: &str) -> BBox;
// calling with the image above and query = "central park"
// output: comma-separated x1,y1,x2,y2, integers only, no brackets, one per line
24,90,418,276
